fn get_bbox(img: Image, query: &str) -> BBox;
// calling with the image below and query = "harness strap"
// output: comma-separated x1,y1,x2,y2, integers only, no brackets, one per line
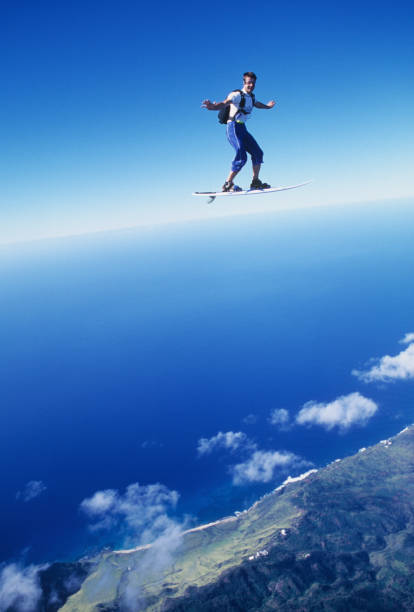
230,90,255,121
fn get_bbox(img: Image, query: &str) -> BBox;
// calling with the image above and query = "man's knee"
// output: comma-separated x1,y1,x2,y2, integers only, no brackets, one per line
232,153,247,172
252,147,263,166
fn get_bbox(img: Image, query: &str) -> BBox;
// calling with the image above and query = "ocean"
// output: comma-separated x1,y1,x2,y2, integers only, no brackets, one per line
1,199,413,564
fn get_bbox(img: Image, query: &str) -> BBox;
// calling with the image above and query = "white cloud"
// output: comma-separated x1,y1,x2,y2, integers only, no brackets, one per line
120,522,183,611
80,482,180,542
296,392,377,430
232,450,302,485
353,336,414,383
81,482,186,611
0,563,46,612
242,414,258,425
269,408,290,428
80,489,117,516
16,481,47,502
197,431,255,456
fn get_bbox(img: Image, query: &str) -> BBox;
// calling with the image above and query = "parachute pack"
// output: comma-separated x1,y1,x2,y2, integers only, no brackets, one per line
218,90,255,124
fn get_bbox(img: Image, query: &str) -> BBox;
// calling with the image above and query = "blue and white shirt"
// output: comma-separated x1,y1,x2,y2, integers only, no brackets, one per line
227,89,255,123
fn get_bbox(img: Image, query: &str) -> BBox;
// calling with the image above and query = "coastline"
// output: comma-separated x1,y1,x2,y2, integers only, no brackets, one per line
114,515,239,555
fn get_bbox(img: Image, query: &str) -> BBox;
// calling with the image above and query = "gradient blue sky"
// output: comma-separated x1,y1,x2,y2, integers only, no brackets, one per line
2,0,413,243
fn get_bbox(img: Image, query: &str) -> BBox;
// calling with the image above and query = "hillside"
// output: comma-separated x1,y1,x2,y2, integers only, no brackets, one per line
46,425,414,611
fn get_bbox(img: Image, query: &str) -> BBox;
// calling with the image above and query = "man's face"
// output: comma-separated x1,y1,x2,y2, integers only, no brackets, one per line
243,77,256,93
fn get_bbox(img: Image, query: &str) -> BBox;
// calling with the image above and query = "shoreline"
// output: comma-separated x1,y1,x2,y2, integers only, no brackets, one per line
114,515,239,555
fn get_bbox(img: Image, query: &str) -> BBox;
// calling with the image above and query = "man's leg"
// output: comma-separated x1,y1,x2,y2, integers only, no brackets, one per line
226,169,240,184
244,130,270,188
224,122,248,190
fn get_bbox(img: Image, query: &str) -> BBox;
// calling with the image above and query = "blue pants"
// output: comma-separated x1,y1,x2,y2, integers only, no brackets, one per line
226,121,264,172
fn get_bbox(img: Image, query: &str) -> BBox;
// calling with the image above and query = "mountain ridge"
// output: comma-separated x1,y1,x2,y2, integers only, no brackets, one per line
38,425,414,611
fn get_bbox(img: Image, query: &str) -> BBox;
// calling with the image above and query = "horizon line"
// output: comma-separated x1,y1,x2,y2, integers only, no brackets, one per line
1,195,412,248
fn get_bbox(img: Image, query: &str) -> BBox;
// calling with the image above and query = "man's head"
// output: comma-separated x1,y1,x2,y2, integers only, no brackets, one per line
243,71,257,94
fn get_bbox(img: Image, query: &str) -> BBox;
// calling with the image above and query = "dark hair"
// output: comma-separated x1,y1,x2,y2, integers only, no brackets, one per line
243,71,257,81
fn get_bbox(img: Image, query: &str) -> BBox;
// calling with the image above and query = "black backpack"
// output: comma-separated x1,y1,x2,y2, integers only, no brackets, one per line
218,90,255,124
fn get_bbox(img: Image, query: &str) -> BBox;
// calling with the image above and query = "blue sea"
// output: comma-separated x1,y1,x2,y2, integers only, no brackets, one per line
1,199,414,564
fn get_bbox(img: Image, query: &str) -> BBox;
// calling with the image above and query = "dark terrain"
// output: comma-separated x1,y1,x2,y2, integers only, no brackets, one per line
32,426,414,611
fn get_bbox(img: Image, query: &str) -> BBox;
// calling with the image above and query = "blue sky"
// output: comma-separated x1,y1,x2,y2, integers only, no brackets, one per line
2,0,413,243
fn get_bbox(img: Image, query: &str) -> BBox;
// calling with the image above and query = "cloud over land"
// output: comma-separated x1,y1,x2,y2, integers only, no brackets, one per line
0,563,46,612
80,481,186,609
80,482,180,544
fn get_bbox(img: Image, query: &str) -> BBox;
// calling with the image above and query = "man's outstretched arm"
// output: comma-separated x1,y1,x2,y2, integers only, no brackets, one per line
254,100,276,109
201,97,233,110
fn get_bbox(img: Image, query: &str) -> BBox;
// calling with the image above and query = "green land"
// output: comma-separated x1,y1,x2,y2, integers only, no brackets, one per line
53,425,414,611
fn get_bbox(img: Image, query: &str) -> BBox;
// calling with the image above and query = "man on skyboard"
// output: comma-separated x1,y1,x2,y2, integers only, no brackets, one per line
202,72,276,192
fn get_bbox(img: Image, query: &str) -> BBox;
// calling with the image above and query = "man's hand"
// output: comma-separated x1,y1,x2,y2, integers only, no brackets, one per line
202,99,230,110
254,100,276,109
202,99,216,110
